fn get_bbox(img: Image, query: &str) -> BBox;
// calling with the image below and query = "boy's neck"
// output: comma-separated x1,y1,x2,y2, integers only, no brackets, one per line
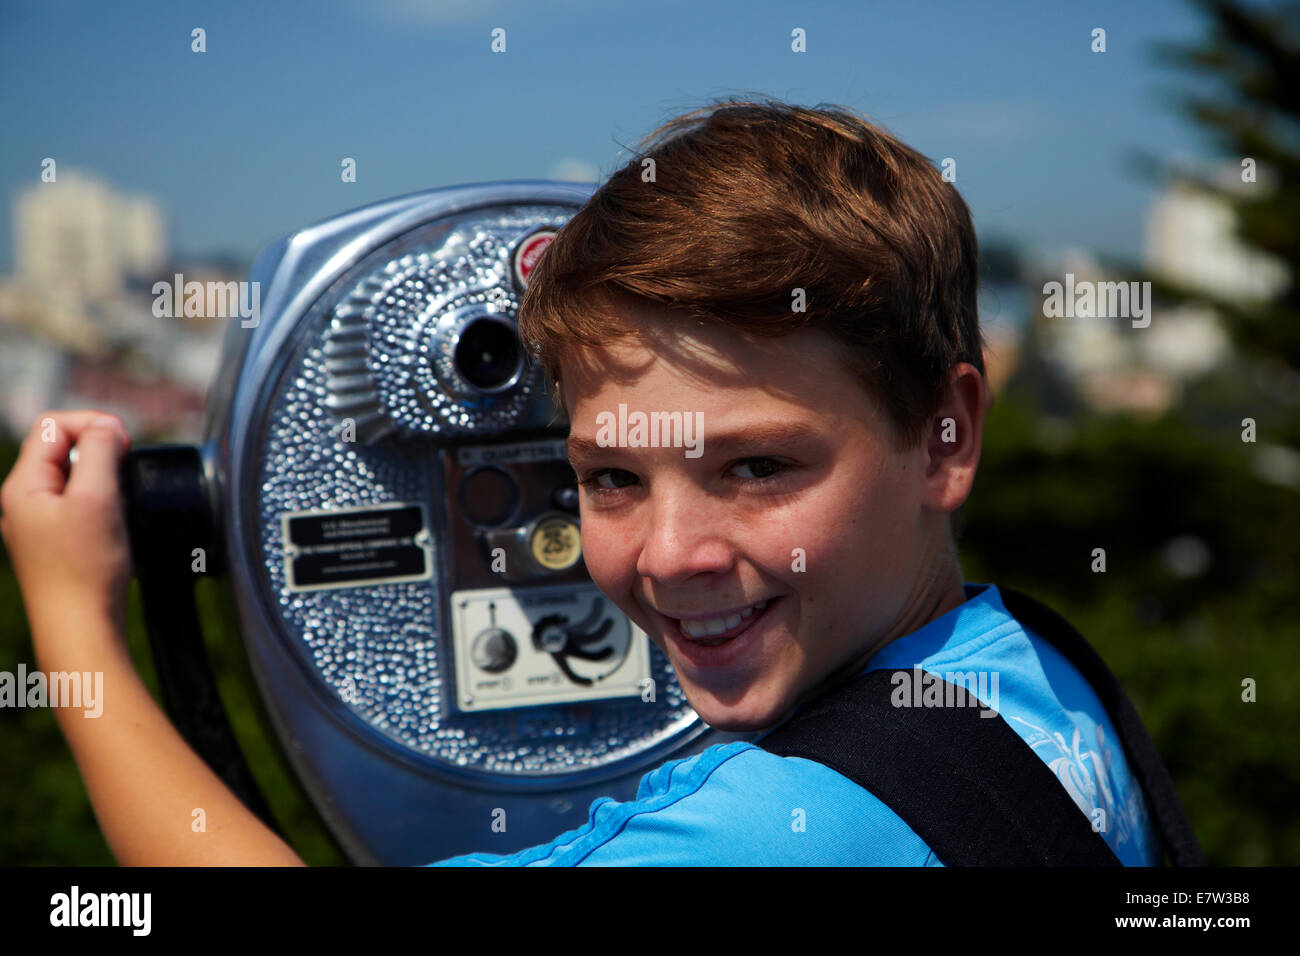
783,545,967,721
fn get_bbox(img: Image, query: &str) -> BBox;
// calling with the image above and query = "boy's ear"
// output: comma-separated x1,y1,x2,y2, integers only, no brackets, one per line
922,362,990,513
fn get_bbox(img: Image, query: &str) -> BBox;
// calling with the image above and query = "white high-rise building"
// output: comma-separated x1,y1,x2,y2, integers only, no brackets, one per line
14,169,165,301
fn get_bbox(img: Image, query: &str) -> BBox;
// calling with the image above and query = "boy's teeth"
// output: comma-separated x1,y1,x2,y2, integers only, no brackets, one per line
679,599,769,639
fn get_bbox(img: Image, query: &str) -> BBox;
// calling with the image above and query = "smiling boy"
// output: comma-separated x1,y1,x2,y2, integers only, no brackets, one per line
0,98,1184,868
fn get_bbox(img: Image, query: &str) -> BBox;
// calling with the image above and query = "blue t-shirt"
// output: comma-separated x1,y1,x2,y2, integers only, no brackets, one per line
427,582,1162,866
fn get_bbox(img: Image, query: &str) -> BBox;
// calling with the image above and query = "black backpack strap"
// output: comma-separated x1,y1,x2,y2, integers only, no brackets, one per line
996,587,1206,867
757,587,1206,866
758,669,1122,866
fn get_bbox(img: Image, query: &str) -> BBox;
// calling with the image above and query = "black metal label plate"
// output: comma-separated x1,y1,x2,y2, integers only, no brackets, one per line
282,503,432,591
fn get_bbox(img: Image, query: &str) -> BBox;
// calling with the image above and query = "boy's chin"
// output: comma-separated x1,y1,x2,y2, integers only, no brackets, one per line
684,690,791,734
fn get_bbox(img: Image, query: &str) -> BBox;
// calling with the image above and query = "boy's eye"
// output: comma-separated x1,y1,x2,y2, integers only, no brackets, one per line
579,468,638,492
731,457,785,480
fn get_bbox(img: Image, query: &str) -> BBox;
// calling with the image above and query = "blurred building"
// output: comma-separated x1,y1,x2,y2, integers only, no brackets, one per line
1029,247,1173,416
14,169,164,305
1142,161,1287,384
1146,162,1289,305
1027,161,1289,417
1,169,226,442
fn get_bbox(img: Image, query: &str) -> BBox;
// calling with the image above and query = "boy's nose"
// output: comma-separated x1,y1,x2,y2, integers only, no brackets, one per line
634,493,736,584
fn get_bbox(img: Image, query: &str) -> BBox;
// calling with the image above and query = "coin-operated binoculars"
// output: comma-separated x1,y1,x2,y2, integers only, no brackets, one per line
118,182,750,865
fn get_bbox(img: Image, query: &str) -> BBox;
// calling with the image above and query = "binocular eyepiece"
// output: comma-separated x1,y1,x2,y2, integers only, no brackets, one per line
448,311,526,394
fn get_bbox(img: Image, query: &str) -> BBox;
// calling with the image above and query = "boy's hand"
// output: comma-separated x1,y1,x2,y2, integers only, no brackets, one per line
0,410,134,651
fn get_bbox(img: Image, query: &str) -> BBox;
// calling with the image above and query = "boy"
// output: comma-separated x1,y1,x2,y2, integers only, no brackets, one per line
0,98,1165,866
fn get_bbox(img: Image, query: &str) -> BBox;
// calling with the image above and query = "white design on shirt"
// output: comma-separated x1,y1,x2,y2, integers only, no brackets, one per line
1008,715,1149,857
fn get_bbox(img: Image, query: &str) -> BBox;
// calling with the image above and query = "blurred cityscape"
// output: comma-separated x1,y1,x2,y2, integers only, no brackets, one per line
0,164,1290,446
0,169,233,441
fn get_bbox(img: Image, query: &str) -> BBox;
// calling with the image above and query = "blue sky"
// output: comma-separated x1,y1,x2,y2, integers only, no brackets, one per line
0,0,1221,274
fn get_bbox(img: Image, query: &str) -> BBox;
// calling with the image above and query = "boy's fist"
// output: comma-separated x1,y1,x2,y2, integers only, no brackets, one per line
0,410,134,644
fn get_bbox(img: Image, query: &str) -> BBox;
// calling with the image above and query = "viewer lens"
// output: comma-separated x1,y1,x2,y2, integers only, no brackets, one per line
454,318,522,392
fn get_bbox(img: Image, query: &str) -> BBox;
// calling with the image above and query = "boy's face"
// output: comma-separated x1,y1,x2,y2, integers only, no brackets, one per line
561,303,964,732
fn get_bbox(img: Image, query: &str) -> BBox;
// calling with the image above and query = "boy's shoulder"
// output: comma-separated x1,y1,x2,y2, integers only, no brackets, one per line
430,739,938,866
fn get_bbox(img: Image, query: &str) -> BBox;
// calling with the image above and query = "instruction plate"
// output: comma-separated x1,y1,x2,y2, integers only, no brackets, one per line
282,503,433,591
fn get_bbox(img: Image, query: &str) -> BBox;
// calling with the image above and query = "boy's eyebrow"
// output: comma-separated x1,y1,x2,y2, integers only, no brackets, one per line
566,421,823,460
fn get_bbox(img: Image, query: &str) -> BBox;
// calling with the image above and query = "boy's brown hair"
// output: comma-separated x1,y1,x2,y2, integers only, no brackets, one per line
517,97,985,451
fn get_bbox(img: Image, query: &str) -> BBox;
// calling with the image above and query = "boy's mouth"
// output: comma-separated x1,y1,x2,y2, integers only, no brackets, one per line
667,598,775,646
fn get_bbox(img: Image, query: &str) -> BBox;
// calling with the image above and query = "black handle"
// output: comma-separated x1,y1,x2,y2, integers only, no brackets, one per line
120,445,280,835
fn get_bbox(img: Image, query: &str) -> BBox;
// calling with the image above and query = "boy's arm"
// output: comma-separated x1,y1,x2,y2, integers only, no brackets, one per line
1,410,305,866
33,605,306,867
